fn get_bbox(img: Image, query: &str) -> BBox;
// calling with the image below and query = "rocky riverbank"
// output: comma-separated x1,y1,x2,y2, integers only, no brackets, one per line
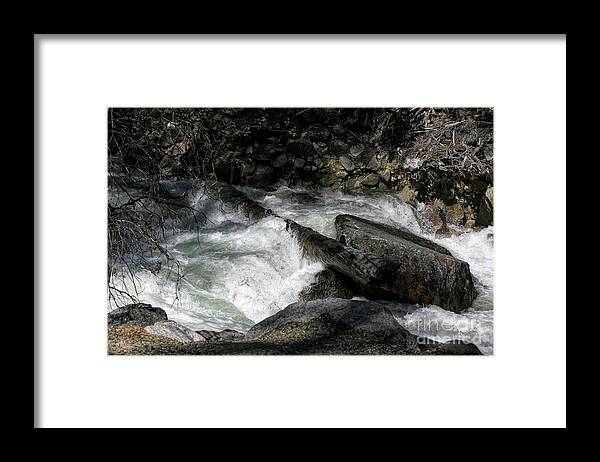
108,300,482,355
211,108,493,230
112,108,493,230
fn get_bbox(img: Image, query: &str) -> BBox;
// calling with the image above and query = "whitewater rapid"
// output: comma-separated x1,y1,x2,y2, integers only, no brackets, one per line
109,185,494,354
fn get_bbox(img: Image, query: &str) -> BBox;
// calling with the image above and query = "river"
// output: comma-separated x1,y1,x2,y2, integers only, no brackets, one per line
109,185,494,354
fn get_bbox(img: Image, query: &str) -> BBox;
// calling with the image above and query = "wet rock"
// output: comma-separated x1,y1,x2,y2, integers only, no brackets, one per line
108,303,168,327
271,153,288,168
245,298,481,355
379,169,391,183
145,321,206,343
336,171,348,179
367,154,381,171
298,269,355,302
339,156,354,171
349,144,365,158
294,158,306,169
246,298,417,345
477,185,493,226
360,173,380,187
335,215,477,312
207,181,272,222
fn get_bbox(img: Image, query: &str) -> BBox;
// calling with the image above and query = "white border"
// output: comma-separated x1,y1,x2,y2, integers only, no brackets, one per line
36,36,566,428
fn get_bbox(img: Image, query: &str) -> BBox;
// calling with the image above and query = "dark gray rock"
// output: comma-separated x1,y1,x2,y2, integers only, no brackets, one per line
294,158,306,169
349,144,365,157
245,298,481,355
367,154,381,171
145,321,206,343
108,303,168,327
298,269,355,302
208,181,272,222
246,298,418,345
271,153,288,168
339,156,354,171
379,169,391,182
477,186,493,226
335,215,477,312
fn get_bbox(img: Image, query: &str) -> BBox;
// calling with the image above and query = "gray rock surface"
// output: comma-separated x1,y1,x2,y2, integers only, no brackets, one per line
335,215,477,312
145,321,207,343
298,269,355,302
477,186,493,226
108,303,168,327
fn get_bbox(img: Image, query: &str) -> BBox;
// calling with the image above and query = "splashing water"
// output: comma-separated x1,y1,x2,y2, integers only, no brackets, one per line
110,185,493,353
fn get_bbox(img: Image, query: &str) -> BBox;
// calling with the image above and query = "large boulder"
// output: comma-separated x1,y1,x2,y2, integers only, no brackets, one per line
246,298,481,355
298,269,355,302
335,215,477,312
108,303,168,327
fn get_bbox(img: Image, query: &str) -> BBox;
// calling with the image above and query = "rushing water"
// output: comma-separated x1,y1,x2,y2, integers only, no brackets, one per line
110,185,494,354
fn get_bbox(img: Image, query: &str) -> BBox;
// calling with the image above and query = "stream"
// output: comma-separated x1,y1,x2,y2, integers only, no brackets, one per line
109,185,494,354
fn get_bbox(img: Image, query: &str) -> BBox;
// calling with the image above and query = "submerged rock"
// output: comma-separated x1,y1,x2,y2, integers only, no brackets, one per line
298,269,355,302
335,215,477,312
145,321,206,343
108,303,168,327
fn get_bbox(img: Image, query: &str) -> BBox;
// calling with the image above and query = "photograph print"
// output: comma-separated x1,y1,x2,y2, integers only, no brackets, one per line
107,107,494,355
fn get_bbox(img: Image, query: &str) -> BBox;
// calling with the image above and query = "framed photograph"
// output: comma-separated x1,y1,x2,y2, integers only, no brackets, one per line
34,34,566,428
